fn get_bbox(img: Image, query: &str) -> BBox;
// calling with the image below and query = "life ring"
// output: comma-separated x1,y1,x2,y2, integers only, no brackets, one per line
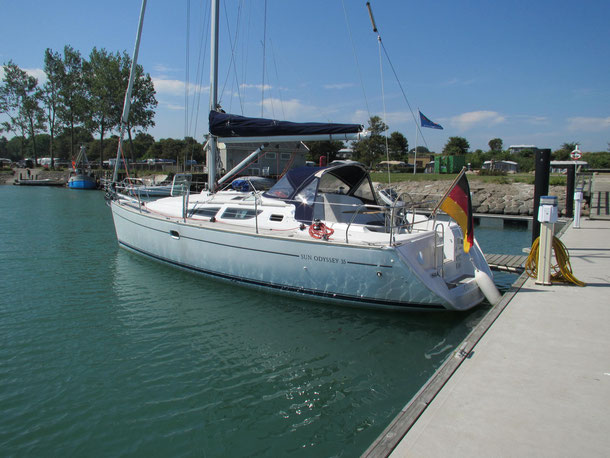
309,221,334,240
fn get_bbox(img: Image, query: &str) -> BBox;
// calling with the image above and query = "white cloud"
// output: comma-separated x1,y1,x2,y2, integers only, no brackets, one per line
153,77,208,97
153,63,180,74
159,101,184,111
0,67,46,84
25,68,46,84
518,115,549,125
351,110,369,125
241,83,272,91
323,83,356,90
450,110,506,130
567,116,610,132
260,97,318,120
440,78,476,87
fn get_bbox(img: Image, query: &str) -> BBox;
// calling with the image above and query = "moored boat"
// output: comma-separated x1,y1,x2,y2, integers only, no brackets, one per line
68,146,97,190
107,0,500,311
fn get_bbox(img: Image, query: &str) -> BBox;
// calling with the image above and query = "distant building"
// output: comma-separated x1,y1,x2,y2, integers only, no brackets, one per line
550,160,588,173
336,148,353,160
434,155,466,174
482,160,519,173
508,145,540,155
218,141,308,176
406,151,434,170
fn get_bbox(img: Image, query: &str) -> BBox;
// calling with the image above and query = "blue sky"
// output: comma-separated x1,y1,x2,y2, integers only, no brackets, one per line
1,0,609,153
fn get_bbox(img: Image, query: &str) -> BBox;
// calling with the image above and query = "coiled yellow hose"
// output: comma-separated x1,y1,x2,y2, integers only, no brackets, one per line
525,237,586,286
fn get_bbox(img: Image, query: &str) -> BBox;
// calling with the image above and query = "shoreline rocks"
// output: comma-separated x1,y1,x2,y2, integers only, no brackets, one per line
382,180,571,217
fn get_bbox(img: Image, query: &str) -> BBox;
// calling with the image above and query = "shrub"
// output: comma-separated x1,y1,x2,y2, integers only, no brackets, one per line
549,176,566,186
478,168,507,176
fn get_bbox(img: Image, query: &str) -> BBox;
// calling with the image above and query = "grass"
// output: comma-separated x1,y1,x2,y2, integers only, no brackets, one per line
370,172,455,183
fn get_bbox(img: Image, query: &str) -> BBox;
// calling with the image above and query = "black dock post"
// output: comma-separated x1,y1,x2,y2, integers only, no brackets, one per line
565,164,576,218
532,148,551,244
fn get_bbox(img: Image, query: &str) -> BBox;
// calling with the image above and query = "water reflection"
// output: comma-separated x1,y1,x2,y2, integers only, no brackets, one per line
109,249,482,456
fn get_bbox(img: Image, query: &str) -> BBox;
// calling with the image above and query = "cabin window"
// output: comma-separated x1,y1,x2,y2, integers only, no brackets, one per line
264,174,295,199
221,208,263,220
352,179,377,204
318,174,347,194
265,152,276,159
190,207,220,218
294,179,318,206
269,214,284,222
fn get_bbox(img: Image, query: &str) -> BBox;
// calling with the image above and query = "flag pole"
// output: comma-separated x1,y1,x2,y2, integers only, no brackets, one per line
414,109,418,174
430,166,466,217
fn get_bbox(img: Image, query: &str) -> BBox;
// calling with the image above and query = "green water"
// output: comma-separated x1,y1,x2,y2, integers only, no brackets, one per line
0,186,527,456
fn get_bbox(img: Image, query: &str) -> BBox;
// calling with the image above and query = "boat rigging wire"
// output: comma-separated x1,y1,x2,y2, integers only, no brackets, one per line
365,2,430,152
220,0,245,114
367,2,391,185
377,35,392,186
268,38,285,120
184,0,211,170
260,0,268,117
341,0,371,120
185,0,190,142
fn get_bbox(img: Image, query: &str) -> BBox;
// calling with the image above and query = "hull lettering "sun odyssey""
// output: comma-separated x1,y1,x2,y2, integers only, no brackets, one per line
300,254,347,264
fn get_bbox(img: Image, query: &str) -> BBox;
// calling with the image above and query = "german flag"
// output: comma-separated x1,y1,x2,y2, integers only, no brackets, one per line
440,170,474,253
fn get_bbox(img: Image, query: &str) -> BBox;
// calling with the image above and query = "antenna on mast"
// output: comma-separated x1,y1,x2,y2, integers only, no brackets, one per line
366,2,378,33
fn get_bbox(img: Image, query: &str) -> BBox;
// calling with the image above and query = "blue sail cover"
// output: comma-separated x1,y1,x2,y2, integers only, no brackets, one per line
209,111,363,138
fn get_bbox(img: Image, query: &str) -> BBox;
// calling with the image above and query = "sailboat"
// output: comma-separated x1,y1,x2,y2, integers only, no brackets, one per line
107,0,499,311
68,145,97,189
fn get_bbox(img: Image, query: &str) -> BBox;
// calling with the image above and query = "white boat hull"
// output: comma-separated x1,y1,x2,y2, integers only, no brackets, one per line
110,200,489,311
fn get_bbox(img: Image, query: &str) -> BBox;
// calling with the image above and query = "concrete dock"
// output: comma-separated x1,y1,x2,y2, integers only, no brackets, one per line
365,217,610,457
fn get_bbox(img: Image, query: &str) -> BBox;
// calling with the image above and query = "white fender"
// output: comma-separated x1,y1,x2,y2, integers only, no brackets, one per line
475,268,502,305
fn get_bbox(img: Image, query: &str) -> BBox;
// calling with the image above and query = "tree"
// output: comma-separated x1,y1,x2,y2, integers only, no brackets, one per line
582,152,610,168
388,131,408,161
0,136,7,158
410,146,430,155
21,87,46,163
305,140,344,164
58,45,87,159
84,48,122,166
1,61,28,156
119,52,157,163
488,138,503,152
0,61,45,162
55,127,94,160
443,136,470,155
352,115,389,166
43,49,63,168
553,142,578,161
132,132,156,160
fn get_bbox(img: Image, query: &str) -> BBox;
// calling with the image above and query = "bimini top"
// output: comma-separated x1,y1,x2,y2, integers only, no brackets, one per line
263,162,379,223
209,111,364,139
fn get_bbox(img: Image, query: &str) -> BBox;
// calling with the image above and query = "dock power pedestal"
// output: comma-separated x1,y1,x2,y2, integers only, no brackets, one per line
573,187,583,229
536,196,558,285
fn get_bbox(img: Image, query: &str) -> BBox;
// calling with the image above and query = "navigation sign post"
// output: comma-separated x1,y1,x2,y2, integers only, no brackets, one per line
571,145,582,160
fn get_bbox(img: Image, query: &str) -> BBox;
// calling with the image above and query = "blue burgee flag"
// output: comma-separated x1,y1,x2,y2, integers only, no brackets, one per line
419,110,443,130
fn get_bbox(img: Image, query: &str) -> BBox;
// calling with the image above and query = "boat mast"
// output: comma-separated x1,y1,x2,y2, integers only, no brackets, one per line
112,0,147,184
207,0,220,192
